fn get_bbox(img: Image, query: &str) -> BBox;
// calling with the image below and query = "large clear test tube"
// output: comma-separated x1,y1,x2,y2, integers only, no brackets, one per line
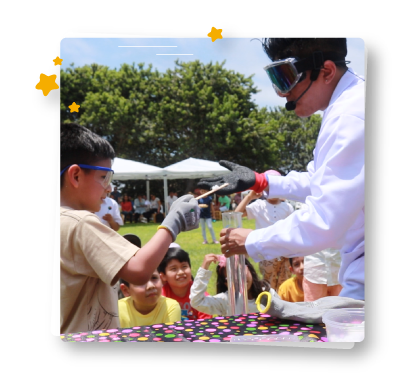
222,212,249,316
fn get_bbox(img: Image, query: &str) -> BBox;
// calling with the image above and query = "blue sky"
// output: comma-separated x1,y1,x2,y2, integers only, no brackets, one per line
61,38,365,109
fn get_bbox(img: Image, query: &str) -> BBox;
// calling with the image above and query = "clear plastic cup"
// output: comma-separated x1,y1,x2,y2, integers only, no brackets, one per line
222,212,248,316
322,308,365,342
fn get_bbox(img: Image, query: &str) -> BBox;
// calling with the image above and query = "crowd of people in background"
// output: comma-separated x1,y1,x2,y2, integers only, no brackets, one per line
107,186,177,224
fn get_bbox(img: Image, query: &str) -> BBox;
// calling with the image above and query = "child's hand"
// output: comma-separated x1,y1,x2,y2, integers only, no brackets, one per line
248,190,263,200
160,194,200,241
102,213,113,222
201,254,220,270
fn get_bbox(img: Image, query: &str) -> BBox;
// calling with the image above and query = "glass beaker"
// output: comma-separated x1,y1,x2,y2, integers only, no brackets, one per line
222,212,248,316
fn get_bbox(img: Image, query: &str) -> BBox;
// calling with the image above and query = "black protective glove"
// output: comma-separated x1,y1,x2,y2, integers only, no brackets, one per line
197,160,268,195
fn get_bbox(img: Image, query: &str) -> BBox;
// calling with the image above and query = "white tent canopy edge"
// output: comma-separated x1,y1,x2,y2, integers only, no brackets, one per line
112,157,231,214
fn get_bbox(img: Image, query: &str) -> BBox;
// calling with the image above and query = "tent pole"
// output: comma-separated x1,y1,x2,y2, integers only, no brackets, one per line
146,180,150,201
164,177,168,214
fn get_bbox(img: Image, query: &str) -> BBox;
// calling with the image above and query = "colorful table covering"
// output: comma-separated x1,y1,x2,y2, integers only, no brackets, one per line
61,313,327,342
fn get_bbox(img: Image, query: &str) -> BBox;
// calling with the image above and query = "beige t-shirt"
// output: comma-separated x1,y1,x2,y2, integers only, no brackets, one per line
60,207,139,334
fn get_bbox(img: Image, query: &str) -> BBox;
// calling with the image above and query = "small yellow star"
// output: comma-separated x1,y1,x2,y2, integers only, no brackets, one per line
35,74,59,96
69,102,80,113
207,27,223,42
53,56,63,66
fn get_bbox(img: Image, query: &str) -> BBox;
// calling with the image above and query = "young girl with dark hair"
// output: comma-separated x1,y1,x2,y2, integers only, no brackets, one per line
190,254,270,316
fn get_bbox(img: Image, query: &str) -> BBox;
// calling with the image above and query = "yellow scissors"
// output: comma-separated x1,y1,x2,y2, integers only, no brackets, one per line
255,291,272,313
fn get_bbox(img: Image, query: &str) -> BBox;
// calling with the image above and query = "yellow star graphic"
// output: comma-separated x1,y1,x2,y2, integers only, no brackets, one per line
69,102,80,113
53,56,63,66
207,27,223,42
35,74,59,96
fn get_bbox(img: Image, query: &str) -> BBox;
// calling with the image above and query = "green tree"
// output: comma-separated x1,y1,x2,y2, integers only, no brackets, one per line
61,63,109,123
258,107,321,174
145,60,278,170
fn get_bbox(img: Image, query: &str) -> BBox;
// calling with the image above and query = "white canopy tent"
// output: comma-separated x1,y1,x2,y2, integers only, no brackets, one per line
112,157,165,201
161,158,231,213
112,157,165,180
111,157,231,214
161,157,231,180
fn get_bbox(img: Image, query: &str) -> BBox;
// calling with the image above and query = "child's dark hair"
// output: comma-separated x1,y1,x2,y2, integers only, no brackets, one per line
120,278,129,288
216,259,270,299
157,246,191,274
61,123,115,187
119,234,142,290
120,269,160,288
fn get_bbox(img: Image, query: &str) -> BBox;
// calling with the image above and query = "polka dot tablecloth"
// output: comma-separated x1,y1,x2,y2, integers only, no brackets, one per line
61,313,327,342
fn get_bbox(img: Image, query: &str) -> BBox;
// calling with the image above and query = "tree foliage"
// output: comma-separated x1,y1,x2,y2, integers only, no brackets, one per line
61,60,321,195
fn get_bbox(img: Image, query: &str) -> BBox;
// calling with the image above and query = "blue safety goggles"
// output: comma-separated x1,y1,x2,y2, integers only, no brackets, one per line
60,164,114,188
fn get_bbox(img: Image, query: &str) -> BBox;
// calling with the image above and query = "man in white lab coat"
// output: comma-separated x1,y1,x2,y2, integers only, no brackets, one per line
198,38,365,300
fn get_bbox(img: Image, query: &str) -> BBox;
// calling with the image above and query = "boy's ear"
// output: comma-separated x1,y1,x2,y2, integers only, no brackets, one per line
67,165,83,188
120,283,131,298
159,272,167,282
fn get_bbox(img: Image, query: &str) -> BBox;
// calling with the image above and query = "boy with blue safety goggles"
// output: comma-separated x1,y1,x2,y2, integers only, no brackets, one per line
60,163,114,189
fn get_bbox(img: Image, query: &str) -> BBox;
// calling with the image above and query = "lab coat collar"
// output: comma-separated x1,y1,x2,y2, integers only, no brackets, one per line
327,68,359,107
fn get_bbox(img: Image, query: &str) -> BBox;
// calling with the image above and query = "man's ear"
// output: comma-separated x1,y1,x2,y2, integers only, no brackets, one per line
120,283,131,298
321,60,337,84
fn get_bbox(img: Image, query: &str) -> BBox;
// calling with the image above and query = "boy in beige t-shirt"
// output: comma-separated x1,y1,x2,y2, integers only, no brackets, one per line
60,124,200,334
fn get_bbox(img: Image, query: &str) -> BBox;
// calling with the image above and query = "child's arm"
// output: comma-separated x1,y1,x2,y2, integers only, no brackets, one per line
118,195,200,285
117,229,172,285
235,191,262,217
102,213,120,231
189,255,229,316
201,253,219,270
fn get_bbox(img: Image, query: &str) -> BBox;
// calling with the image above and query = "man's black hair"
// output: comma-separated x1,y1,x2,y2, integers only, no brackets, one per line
61,123,115,186
157,246,191,274
262,38,348,69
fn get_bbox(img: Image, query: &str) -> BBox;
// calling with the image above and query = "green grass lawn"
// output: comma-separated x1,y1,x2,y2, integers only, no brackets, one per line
118,217,258,295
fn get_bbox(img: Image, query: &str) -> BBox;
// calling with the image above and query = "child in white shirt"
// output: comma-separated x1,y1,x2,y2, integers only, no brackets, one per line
190,254,269,316
235,170,294,292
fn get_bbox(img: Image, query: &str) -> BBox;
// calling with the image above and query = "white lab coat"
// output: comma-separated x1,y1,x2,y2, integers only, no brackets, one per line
246,68,365,300
301,203,342,286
